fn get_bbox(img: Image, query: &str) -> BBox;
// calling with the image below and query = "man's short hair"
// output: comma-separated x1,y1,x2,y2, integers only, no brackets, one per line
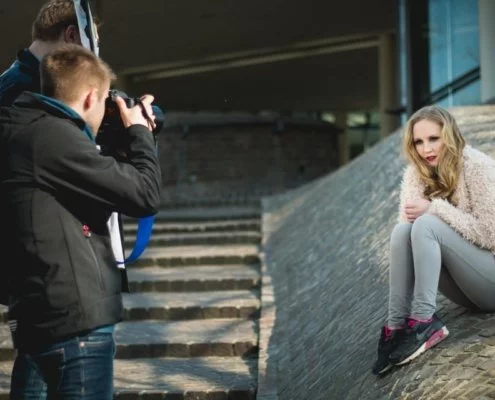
40,44,116,104
32,0,100,42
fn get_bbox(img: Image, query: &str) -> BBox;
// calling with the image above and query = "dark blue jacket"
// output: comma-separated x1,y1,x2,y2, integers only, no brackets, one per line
0,49,40,107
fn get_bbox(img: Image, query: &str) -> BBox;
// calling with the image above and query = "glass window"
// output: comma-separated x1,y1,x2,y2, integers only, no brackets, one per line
452,79,480,106
428,0,480,104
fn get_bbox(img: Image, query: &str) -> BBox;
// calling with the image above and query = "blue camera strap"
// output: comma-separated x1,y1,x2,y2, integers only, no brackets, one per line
114,131,160,265
116,215,155,264
118,135,160,265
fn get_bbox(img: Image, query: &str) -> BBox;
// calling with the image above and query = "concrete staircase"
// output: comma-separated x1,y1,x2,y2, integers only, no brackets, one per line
0,204,262,399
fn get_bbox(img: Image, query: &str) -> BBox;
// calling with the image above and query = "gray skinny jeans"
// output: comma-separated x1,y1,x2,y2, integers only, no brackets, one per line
388,214,495,328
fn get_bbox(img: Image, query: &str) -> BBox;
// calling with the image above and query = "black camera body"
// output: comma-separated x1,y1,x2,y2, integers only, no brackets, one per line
96,89,164,156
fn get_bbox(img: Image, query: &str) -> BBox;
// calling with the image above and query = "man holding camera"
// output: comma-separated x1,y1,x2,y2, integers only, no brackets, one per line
0,44,161,398
0,0,136,287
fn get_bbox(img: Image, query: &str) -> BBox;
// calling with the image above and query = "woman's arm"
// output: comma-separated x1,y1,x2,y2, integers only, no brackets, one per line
428,159,495,251
397,165,426,223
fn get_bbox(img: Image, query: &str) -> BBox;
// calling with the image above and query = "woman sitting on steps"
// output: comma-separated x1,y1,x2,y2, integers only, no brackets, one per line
372,105,495,376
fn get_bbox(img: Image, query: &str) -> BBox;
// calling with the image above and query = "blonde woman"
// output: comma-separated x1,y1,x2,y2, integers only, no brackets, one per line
372,105,495,376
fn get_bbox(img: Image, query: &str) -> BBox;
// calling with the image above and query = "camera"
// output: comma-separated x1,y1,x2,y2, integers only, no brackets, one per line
96,89,165,155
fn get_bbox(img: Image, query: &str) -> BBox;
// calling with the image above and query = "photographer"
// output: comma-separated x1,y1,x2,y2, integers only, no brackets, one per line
0,0,93,105
0,0,130,280
0,44,161,399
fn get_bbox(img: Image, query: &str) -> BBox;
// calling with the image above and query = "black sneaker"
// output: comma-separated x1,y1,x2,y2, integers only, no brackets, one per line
389,314,449,366
372,326,405,375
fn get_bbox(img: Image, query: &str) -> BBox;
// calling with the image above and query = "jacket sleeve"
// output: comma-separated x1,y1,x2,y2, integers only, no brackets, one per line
428,159,495,252
397,165,426,223
34,120,162,218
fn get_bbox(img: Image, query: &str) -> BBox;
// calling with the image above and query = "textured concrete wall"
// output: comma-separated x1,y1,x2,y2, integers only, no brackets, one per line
157,125,339,192
259,105,495,400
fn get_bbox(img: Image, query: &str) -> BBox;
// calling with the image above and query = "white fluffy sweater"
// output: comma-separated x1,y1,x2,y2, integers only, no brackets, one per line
398,146,495,253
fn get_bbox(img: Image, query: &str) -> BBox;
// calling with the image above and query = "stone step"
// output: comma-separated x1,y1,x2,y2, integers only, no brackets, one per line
2,295,261,325
123,291,260,321
128,245,260,267
0,357,257,399
123,219,261,234
124,206,261,223
0,319,258,361
0,291,261,323
127,265,261,292
124,231,261,248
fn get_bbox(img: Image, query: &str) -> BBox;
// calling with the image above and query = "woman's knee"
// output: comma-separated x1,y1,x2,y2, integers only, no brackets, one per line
411,214,443,241
390,223,412,249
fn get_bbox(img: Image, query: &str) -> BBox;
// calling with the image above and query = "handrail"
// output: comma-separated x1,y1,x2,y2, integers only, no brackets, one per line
422,66,480,106
387,66,481,116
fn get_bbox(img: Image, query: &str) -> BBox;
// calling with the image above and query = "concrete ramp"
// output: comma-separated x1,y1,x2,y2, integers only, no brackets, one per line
258,105,495,400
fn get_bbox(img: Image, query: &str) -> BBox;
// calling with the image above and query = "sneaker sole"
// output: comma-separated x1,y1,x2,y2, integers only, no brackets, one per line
373,362,393,376
394,326,449,366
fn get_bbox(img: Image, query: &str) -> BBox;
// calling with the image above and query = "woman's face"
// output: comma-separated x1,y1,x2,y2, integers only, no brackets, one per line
412,119,444,167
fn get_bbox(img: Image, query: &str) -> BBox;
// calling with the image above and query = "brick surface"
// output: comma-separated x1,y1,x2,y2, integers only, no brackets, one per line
158,124,338,198
257,105,495,399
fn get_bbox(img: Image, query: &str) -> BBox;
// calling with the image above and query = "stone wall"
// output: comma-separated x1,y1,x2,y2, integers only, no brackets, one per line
258,105,495,400
156,122,339,205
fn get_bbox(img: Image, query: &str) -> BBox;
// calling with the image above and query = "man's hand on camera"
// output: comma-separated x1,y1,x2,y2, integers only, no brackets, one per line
115,94,157,132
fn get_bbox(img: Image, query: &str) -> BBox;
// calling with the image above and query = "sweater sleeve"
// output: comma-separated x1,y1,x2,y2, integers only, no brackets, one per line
428,157,495,252
397,165,426,223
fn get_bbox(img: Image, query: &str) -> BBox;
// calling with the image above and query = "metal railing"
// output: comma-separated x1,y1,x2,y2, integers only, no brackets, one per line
422,66,480,106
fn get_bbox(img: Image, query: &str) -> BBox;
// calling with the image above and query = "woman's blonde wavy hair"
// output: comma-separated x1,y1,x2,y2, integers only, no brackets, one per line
403,105,465,203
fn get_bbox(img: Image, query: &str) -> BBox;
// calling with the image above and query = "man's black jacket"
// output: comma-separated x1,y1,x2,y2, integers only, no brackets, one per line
0,92,161,350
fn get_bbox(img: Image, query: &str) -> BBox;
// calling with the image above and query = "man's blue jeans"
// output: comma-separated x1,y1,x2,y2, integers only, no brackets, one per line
10,331,115,400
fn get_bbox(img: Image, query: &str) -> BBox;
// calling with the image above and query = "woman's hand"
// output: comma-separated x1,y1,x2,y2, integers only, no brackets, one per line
404,199,431,222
